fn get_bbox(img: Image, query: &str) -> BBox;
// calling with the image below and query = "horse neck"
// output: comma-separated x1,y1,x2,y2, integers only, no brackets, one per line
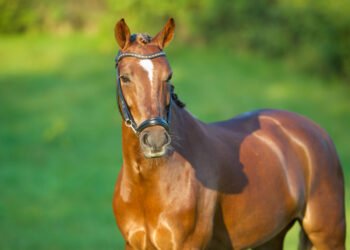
120,104,202,177
170,104,205,150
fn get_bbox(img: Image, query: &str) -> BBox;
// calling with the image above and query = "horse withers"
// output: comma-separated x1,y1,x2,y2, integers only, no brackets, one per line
112,18,346,250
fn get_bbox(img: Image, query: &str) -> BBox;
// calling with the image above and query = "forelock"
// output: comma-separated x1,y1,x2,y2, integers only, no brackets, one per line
130,33,152,45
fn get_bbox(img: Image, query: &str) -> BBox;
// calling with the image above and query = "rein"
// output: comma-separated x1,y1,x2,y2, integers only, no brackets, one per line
115,51,172,135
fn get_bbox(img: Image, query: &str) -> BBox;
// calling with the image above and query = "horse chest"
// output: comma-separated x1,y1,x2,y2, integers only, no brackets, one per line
124,216,180,250
116,170,201,249
121,196,198,250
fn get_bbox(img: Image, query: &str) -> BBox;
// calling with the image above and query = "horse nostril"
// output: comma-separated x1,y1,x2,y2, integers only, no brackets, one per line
140,129,170,151
164,132,171,145
142,132,150,146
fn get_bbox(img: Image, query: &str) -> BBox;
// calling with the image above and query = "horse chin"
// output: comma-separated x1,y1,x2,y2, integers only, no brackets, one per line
143,148,169,159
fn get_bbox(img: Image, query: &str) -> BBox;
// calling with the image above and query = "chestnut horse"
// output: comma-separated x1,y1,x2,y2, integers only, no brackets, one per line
112,18,346,250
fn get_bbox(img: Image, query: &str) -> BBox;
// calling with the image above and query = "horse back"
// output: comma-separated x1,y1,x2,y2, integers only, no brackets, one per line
215,109,344,202
206,109,344,248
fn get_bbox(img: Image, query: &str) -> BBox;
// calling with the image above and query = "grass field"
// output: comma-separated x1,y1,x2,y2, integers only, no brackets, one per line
0,34,349,249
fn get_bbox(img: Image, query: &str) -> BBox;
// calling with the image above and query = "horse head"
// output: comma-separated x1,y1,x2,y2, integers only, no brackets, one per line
114,18,175,158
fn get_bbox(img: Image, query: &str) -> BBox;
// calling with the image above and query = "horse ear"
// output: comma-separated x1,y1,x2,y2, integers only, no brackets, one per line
152,18,175,49
114,18,131,50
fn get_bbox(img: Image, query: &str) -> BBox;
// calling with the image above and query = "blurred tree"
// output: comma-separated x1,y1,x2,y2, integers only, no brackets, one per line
1,0,349,81
0,0,37,33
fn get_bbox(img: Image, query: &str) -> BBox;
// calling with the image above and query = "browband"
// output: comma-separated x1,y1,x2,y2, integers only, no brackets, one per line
115,51,166,65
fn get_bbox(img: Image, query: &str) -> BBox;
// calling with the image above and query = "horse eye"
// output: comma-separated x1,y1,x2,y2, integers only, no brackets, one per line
120,75,130,83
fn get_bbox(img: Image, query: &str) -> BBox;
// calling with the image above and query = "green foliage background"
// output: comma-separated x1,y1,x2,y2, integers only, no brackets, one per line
1,0,350,80
0,0,349,249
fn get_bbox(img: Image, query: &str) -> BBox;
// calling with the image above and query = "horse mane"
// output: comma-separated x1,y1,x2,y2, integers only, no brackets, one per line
171,85,186,108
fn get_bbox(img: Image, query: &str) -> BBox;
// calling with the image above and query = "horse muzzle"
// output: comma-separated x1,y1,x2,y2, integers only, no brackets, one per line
139,126,171,158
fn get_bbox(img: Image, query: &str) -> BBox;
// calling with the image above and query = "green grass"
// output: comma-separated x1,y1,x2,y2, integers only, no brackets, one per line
0,34,349,249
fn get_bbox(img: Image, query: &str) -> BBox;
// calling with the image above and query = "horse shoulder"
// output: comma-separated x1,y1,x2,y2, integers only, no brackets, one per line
113,165,147,249
146,158,218,249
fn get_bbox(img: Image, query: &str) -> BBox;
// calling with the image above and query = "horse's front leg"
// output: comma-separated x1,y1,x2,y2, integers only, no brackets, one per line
181,217,216,250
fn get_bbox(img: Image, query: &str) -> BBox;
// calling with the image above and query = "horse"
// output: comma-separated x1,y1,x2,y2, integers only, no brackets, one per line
112,18,346,250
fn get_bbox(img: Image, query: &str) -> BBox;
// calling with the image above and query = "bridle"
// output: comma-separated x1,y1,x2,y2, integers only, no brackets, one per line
115,51,172,135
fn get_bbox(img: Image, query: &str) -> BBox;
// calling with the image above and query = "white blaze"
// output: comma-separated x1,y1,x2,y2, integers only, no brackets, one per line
139,59,154,84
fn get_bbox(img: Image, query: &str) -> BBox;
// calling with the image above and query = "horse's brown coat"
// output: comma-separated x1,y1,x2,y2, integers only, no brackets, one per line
112,18,346,250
